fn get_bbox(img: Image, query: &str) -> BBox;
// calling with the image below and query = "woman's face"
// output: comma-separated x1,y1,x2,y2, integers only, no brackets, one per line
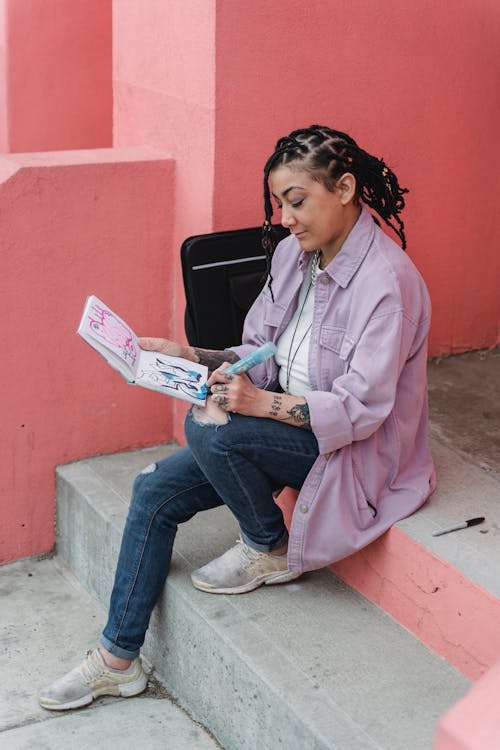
269,164,358,263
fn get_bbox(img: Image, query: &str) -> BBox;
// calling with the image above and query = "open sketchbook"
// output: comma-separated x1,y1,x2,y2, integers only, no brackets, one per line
77,296,208,405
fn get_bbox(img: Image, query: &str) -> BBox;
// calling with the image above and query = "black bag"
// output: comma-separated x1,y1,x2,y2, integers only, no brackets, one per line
181,226,288,350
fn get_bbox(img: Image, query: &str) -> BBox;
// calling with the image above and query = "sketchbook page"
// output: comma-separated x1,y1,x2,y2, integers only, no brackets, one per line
134,349,208,405
77,295,139,380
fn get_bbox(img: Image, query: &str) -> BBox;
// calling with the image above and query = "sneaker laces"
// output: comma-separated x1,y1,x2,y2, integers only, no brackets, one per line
79,650,107,685
235,538,288,572
235,538,261,565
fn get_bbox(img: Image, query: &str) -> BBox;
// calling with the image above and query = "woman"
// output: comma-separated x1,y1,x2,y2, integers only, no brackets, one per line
39,125,435,711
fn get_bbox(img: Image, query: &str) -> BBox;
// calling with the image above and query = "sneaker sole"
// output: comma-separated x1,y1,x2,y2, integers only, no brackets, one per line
191,569,301,595
38,673,148,711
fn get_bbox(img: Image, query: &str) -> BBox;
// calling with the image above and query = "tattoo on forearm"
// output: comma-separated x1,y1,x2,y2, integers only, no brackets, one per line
269,394,282,417
287,403,311,430
194,348,239,373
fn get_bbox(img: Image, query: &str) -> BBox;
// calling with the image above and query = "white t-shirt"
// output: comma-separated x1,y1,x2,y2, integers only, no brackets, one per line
275,263,315,395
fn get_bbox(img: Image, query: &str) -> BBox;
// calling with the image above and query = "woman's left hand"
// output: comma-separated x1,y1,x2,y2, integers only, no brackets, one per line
207,362,264,417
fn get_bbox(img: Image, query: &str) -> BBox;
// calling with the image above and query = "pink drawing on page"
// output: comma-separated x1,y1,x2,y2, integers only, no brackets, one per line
88,302,137,364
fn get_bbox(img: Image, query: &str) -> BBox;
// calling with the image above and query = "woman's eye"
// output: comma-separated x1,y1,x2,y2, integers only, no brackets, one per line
291,199,304,208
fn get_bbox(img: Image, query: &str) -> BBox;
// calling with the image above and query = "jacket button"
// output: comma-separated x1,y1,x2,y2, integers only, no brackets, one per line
320,275,329,285
299,504,308,513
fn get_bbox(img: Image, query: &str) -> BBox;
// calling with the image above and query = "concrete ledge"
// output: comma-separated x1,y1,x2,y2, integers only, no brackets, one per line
56,443,469,750
1,145,176,564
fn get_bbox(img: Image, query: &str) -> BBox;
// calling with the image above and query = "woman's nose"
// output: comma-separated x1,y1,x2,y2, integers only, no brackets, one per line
281,205,295,228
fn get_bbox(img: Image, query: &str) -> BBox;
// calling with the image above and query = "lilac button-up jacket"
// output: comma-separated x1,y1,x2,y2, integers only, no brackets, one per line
230,206,436,573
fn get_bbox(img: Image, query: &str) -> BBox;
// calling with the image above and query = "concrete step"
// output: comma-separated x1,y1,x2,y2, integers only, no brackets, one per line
55,444,470,750
330,430,500,682
0,556,221,750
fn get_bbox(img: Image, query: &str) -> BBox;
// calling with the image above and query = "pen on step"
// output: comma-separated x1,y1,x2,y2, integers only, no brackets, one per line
202,341,277,396
432,517,485,537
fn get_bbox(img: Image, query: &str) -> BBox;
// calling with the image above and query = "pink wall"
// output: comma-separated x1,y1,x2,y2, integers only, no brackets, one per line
1,0,112,152
111,0,500,450
0,149,174,563
2,1,498,563
0,2,7,149
213,0,500,356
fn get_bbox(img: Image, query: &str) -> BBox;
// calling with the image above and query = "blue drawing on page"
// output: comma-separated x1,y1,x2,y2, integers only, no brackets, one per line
140,358,206,400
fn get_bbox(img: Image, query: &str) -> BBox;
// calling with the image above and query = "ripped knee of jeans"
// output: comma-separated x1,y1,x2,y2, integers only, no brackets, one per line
140,462,158,474
191,401,230,427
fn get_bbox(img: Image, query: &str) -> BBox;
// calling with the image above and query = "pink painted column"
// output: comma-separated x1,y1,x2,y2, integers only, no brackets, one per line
112,0,216,440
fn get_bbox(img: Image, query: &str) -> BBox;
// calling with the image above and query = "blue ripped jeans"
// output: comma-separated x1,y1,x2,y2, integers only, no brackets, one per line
101,409,319,658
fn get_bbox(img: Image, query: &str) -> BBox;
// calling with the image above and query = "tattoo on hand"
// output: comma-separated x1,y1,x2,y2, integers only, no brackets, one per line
217,395,230,410
287,403,311,430
269,394,282,417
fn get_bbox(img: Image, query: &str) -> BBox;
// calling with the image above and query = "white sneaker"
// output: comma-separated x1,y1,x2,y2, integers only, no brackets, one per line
38,648,148,711
191,538,301,594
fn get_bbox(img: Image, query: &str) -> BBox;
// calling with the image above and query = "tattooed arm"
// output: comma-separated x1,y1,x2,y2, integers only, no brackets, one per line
192,348,239,374
136,337,240,375
267,392,312,430
207,364,312,430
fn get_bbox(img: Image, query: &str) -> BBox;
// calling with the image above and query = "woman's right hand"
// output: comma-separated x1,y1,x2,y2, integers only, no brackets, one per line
137,337,193,361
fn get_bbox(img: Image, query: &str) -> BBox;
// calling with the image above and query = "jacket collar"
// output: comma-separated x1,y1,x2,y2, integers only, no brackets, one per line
297,204,376,288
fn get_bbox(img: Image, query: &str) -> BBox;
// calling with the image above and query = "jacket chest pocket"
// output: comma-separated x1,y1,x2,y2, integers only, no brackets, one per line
263,298,287,337
319,326,355,383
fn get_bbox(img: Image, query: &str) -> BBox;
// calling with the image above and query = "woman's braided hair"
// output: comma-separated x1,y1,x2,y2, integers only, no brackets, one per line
262,125,408,297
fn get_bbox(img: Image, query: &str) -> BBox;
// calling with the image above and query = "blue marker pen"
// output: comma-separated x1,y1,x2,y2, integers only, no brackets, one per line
202,341,276,395
223,341,277,375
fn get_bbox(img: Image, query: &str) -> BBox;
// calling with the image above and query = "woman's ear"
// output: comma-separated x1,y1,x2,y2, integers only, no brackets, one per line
337,172,357,205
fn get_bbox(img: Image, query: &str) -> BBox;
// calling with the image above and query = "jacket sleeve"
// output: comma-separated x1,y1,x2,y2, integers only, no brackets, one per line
226,288,278,390
305,309,423,454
